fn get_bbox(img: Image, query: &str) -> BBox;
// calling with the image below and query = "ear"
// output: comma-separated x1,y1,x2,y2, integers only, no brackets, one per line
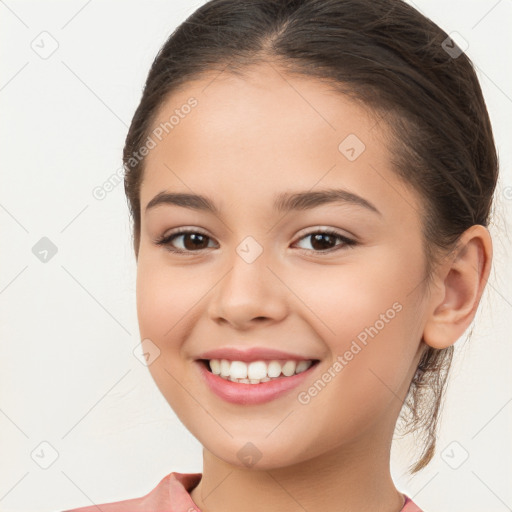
423,225,493,349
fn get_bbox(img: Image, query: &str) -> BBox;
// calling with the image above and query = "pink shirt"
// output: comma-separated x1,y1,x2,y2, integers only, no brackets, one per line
62,472,423,512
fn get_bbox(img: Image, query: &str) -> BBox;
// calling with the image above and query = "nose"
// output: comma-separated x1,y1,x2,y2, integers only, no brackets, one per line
207,249,289,330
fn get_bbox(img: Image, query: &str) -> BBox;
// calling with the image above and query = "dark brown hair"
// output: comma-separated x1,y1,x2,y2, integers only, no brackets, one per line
123,0,498,473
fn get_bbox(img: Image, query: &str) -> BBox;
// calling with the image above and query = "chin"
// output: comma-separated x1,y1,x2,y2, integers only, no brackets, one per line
199,434,317,471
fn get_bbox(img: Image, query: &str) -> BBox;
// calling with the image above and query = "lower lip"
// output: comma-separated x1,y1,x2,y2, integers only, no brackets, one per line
196,360,318,405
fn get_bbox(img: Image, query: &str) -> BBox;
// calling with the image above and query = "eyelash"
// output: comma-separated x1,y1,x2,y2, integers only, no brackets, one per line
154,228,357,255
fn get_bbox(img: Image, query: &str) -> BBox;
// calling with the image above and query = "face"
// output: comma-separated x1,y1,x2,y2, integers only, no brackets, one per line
136,62,429,469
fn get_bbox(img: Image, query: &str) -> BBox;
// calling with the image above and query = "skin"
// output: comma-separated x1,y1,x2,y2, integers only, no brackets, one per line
135,62,492,512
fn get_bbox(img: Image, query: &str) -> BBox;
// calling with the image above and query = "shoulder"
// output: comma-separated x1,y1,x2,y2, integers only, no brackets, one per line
61,472,202,512
401,494,424,512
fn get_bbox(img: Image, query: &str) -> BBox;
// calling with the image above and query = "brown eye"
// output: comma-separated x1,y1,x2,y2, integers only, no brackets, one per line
155,229,217,253
178,232,210,251
309,233,338,251
155,228,356,255
294,229,357,253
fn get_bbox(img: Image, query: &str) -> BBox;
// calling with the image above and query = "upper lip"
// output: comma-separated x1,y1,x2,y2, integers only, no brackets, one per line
196,347,318,362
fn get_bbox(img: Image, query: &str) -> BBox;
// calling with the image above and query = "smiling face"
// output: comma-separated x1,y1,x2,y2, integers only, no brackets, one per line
135,62,431,469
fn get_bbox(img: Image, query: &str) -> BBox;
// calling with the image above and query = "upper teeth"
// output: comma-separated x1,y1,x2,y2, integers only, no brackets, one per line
208,359,313,383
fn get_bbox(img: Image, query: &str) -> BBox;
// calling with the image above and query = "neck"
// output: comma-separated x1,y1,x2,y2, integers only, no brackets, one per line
189,428,405,512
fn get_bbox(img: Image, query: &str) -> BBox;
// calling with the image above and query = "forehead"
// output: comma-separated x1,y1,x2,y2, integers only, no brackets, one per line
139,62,419,222
146,63,379,162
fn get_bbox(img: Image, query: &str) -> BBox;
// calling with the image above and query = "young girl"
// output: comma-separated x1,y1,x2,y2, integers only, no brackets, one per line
64,0,497,510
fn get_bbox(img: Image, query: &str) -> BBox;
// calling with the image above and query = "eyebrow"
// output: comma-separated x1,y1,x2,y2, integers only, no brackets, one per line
145,188,381,216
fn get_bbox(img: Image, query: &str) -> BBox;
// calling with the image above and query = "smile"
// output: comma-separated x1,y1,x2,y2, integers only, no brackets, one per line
207,358,314,384
196,358,320,405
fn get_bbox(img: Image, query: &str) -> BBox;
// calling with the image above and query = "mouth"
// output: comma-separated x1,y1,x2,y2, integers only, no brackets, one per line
195,358,320,404
199,358,319,383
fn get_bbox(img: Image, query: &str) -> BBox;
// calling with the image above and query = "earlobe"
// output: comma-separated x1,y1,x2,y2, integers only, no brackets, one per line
423,225,493,350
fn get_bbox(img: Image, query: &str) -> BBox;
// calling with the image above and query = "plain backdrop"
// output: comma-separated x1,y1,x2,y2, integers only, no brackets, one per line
0,1,511,511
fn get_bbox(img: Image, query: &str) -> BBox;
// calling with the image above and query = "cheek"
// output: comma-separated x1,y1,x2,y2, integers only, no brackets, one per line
135,261,199,414
288,247,425,402
136,259,202,344
290,245,424,343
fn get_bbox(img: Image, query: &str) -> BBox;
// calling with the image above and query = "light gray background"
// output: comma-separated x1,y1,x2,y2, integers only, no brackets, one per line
1,1,511,511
